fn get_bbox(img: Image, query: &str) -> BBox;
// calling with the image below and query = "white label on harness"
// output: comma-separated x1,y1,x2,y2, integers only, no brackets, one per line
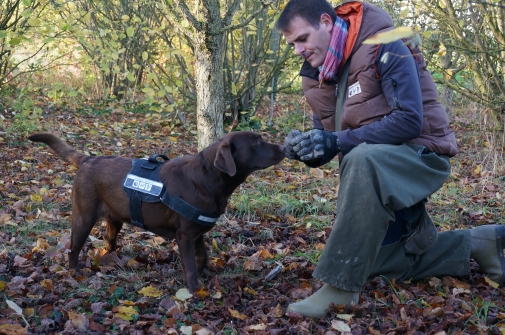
348,81,362,98
124,174,164,196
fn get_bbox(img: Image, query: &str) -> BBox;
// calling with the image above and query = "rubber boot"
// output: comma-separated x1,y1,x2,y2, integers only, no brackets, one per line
470,224,505,286
286,284,359,318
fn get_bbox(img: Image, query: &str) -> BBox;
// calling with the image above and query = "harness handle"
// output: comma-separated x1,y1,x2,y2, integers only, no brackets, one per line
148,154,170,163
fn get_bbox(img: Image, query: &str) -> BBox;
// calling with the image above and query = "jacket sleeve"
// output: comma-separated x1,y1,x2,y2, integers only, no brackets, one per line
336,39,424,155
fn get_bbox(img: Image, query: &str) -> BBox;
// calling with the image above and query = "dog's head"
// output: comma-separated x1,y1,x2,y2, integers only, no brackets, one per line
213,131,285,176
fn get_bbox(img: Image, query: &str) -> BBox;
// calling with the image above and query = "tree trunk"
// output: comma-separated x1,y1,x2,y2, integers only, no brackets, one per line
194,37,226,151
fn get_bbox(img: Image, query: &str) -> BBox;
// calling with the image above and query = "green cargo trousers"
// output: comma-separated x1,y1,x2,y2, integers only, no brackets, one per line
313,143,472,292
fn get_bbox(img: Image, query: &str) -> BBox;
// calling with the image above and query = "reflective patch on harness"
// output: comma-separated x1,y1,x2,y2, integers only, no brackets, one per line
124,174,164,196
348,81,362,98
198,215,219,223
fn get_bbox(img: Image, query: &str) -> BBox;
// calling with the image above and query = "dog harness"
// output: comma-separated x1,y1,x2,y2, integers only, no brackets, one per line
123,155,221,229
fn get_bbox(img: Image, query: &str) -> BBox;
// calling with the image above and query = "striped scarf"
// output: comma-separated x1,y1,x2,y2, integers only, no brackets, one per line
318,16,349,84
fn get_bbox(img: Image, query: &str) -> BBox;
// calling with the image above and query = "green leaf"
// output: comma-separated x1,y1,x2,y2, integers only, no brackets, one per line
9,38,22,46
21,9,33,18
27,18,40,26
142,51,148,61
126,26,134,37
23,0,31,6
126,72,135,82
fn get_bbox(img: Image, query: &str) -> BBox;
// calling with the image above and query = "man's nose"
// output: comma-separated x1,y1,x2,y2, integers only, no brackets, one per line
294,44,304,56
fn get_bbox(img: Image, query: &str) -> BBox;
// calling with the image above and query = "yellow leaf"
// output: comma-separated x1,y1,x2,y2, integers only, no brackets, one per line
363,27,415,45
244,287,257,295
36,238,49,250
30,194,42,202
484,276,500,288
473,165,481,175
40,279,53,291
138,285,163,297
0,281,5,291
194,287,210,299
114,305,138,321
126,258,142,269
23,308,34,318
229,308,247,320
212,238,219,252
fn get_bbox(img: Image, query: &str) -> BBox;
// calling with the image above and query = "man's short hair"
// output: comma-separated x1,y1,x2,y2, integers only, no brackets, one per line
275,0,337,31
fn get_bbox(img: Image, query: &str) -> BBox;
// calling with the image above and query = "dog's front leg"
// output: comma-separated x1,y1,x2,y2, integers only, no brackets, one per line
176,233,200,292
195,235,209,278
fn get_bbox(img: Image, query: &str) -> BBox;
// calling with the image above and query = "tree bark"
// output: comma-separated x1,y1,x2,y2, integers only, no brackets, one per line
194,33,226,151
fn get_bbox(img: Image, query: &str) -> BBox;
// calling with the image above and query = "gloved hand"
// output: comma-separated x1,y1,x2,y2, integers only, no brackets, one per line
290,129,340,166
284,130,302,160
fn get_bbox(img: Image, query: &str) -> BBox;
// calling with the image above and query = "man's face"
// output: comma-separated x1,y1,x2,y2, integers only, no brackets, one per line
282,14,333,68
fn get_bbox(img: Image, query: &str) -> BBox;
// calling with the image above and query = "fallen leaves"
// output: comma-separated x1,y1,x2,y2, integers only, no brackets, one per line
138,285,163,297
0,103,504,334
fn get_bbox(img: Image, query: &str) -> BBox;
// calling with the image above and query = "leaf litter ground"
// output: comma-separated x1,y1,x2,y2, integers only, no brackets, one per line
0,100,504,335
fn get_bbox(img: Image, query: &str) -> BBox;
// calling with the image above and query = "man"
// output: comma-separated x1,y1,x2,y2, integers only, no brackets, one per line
276,0,505,318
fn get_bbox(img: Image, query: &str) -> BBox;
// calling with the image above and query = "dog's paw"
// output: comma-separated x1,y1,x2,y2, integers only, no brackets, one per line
198,265,210,279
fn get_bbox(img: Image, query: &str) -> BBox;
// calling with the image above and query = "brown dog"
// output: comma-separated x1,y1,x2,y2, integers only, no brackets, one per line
29,131,285,291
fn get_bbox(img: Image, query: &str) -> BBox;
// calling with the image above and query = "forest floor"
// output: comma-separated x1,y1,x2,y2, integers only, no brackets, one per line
0,95,504,334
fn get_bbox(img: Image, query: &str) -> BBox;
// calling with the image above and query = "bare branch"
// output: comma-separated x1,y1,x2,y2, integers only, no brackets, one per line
220,0,273,33
173,0,202,31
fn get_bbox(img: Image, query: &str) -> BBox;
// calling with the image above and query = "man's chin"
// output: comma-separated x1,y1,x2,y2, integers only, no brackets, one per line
308,60,323,68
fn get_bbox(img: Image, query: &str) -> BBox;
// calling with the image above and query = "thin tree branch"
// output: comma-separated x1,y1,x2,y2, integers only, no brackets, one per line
173,0,202,31
220,0,274,33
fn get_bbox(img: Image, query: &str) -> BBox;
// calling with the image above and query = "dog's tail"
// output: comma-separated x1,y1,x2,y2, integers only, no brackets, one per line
29,133,88,168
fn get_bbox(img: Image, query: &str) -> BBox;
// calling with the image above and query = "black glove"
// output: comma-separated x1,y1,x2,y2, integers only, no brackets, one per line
289,129,340,167
284,130,302,160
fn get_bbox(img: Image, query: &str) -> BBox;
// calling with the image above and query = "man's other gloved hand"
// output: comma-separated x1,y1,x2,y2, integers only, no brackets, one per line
284,130,302,160
290,129,340,166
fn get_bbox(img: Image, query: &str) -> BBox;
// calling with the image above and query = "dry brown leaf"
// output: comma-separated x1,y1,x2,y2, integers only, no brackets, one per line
228,309,247,320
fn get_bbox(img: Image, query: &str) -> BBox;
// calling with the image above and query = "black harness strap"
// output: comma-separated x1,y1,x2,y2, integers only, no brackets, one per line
160,193,220,227
123,154,220,229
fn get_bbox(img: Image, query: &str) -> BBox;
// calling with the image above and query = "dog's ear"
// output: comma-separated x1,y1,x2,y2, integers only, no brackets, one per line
214,142,236,176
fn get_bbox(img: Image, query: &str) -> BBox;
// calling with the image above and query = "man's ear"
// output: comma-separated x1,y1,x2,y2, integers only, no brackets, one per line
320,13,333,30
214,142,236,176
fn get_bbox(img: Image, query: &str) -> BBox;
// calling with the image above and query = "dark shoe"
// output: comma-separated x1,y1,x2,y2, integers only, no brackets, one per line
286,284,359,318
470,224,505,286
